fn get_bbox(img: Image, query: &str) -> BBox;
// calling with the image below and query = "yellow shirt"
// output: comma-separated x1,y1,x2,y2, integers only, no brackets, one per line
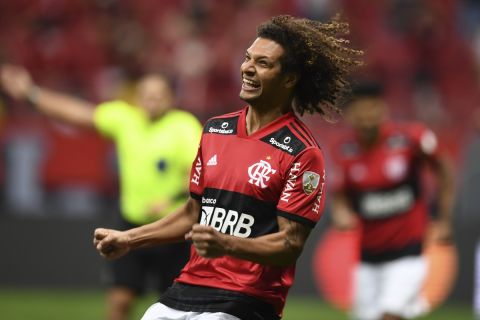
94,100,202,225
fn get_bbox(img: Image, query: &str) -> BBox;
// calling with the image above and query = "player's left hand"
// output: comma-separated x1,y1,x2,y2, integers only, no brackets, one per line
185,224,228,258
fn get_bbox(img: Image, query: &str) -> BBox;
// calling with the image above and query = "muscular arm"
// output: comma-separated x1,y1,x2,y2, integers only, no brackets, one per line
95,197,200,259
188,216,312,267
128,197,200,248
0,64,95,128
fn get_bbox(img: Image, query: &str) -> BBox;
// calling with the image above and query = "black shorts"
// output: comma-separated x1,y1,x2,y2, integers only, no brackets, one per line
159,283,280,320
108,218,190,295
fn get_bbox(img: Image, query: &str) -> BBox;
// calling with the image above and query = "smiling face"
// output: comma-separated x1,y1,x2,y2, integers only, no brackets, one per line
239,37,295,111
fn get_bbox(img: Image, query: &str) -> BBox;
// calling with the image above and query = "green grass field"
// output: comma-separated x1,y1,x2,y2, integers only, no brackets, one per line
0,289,473,320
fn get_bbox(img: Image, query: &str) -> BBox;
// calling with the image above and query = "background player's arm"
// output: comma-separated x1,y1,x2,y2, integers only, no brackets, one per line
418,128,455,242
186,216,312,267
0,64,95,128
428,155,455,242
94,197,200,259
331,191,358,230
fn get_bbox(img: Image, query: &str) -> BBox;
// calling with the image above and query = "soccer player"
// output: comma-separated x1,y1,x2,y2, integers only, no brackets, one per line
0,66,202,320
93,15,362,320
330,82,455,320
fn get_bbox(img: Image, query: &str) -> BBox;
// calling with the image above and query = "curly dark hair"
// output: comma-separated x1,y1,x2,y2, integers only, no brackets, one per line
257,15,363,119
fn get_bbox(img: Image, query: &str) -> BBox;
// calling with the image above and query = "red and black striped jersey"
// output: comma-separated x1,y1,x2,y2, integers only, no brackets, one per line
177,106,326,315
332,121,441,262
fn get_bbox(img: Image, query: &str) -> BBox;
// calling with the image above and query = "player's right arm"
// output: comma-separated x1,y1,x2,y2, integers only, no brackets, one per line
0,64,95,128
94,197,200,260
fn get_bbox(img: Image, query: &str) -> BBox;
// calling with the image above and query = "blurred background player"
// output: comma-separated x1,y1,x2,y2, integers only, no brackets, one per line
330,82,455,320
0,65,202,320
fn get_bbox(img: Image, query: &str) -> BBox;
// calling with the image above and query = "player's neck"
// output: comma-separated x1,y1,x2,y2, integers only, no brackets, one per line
246,104,291,135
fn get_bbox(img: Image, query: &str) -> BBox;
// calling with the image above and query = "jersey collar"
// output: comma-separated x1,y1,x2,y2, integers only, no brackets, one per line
237,105,295,139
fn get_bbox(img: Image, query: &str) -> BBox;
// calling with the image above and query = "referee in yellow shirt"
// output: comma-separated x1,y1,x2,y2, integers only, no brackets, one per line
0,65,202,320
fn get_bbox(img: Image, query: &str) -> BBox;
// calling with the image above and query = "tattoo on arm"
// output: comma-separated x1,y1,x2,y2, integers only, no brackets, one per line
283,219,307,254
285,220,295,250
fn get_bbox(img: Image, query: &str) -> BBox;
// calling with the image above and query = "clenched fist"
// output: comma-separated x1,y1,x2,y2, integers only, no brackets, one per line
185,224,229,259
93,228,131,260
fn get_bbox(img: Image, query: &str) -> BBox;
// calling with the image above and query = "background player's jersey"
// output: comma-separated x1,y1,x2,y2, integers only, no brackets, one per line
178,106,326,315
333,121,441,262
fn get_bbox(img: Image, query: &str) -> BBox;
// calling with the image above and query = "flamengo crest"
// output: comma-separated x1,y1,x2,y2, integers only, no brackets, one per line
248,160,276,188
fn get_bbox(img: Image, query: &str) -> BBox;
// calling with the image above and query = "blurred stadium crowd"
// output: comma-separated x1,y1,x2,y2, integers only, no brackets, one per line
0,0,479,217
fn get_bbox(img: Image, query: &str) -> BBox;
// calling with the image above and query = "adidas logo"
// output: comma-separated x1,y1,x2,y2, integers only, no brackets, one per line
207,154,217,166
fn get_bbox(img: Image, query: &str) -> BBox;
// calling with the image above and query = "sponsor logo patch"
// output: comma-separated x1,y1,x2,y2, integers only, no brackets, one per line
200,205,255,238
208,127,233,134
303,171,320,195
269,137,293,153
201,197,217,205
203,117,238,135
360,186,414,219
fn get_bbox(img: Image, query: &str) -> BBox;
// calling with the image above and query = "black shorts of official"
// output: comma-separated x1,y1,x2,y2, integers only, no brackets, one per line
107,218,190,295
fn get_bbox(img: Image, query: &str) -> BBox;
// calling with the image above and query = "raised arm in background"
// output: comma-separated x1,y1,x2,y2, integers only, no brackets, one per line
0,64,95,128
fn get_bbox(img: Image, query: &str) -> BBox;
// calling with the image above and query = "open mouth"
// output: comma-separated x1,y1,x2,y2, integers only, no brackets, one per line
242,77,260,90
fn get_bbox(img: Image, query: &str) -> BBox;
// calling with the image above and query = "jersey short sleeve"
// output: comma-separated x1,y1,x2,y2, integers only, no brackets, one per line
277,147,326,227
93,100,131,138
405,123,443,170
